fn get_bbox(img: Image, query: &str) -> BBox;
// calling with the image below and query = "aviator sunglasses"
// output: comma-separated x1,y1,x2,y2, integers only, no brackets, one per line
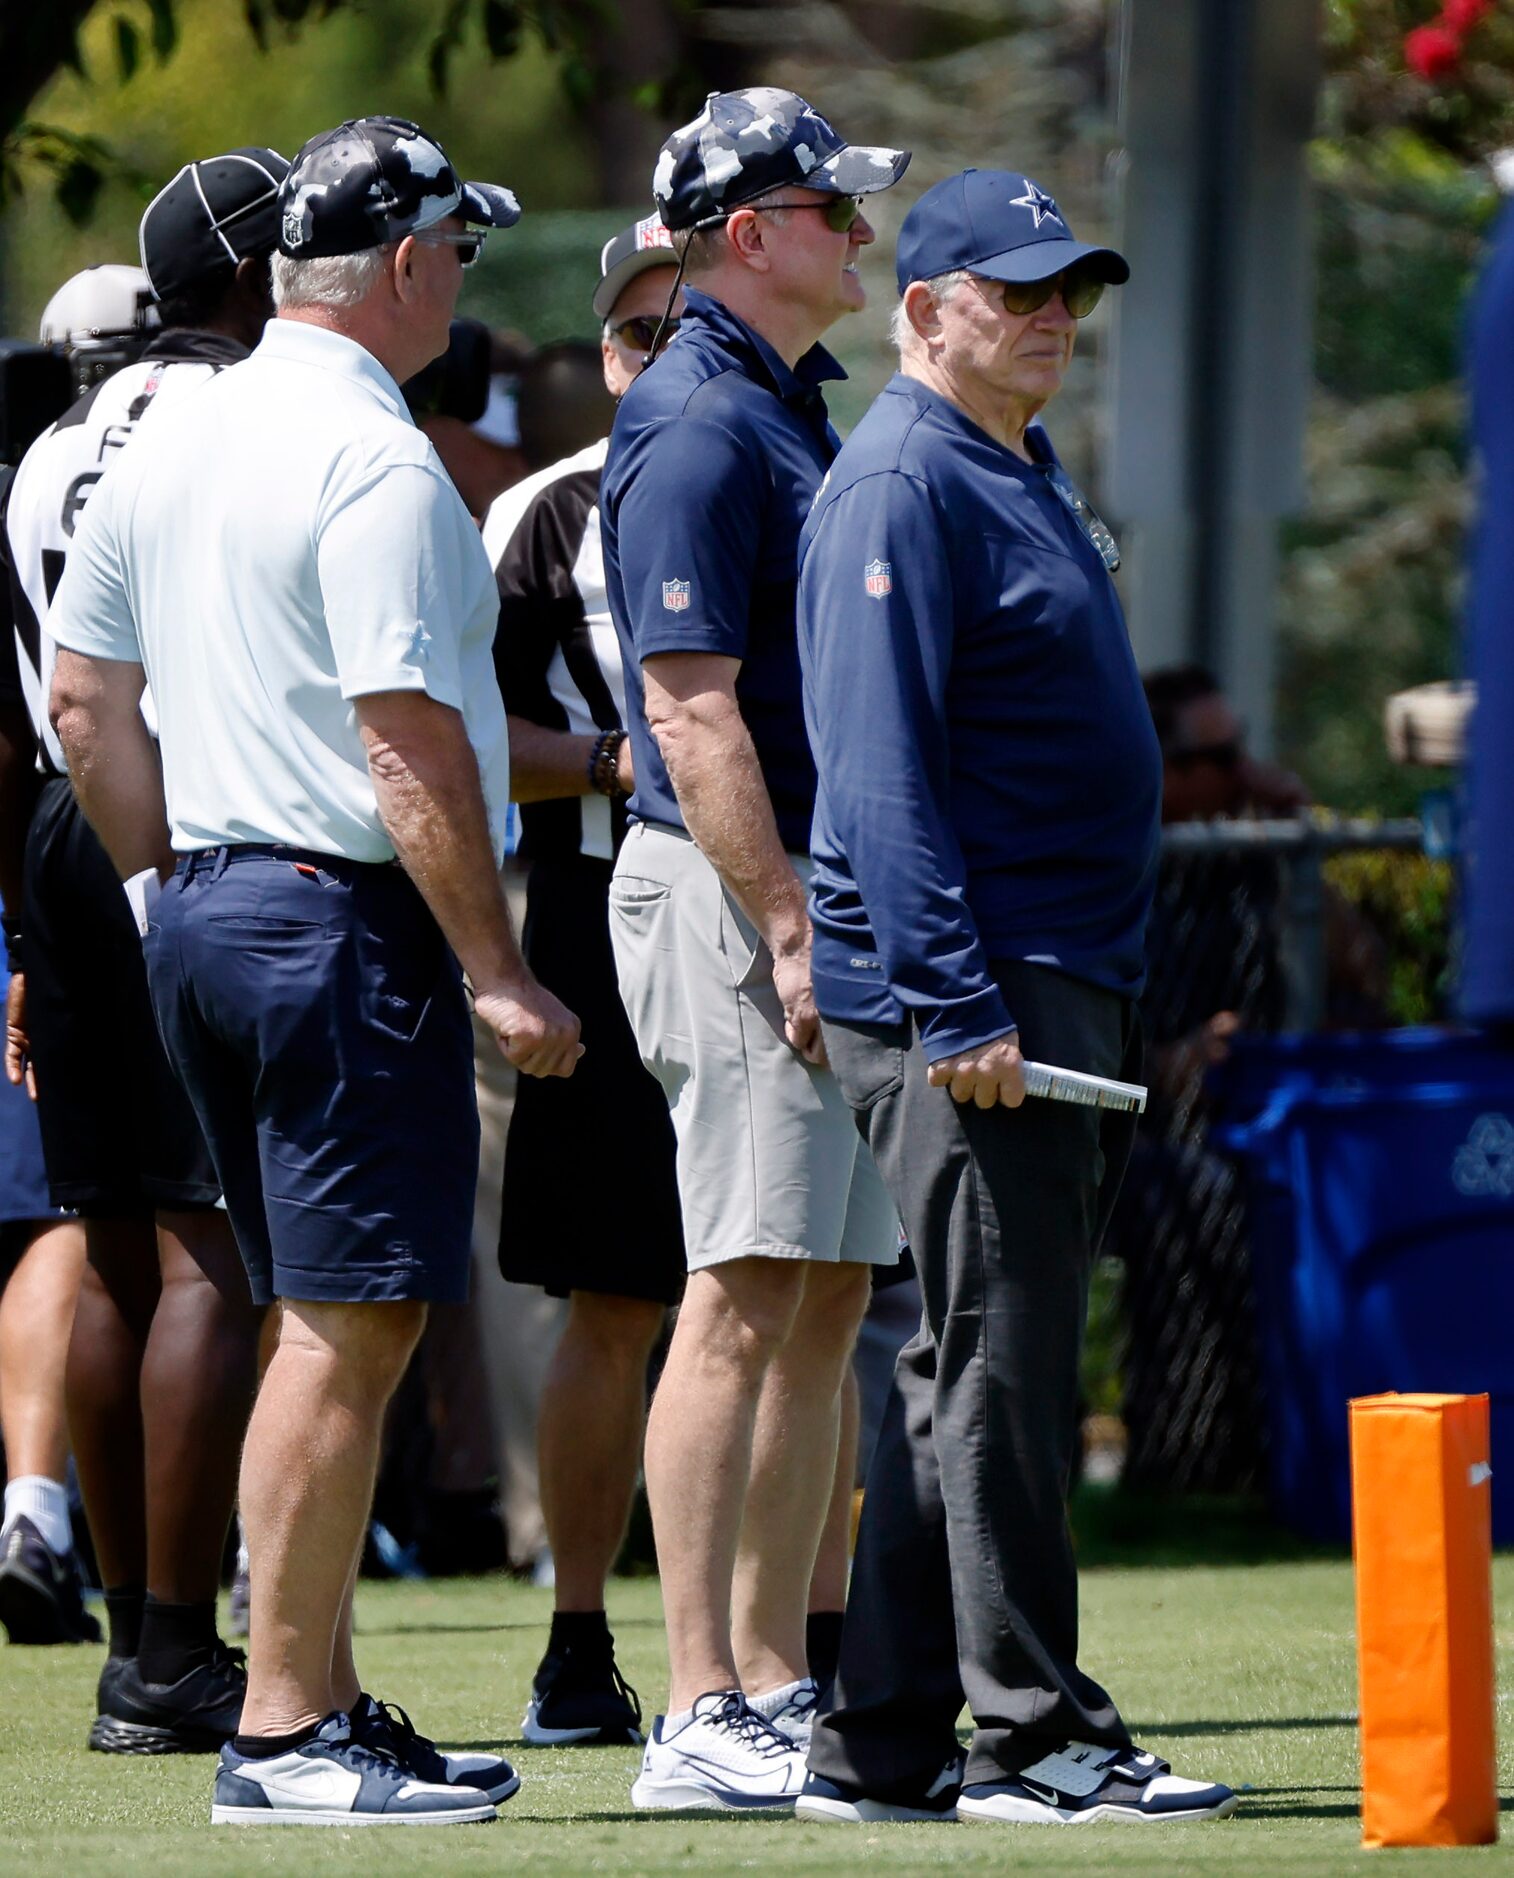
413,230,487,268
996,263,1106,320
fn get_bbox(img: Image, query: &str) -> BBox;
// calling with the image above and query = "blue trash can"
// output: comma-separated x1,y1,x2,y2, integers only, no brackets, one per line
1213,1031,1514,1543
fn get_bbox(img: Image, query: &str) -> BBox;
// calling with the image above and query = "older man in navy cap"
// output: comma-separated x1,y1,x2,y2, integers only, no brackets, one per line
794,170,1238,1827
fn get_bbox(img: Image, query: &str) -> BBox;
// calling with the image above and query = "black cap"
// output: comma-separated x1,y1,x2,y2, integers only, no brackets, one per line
592,214,676,319
652,87,909,234
278,115,520,260
895,169,1128,294
139,148,291,300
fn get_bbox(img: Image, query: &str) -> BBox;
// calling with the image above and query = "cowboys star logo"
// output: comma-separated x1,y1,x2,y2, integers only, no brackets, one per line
1010,181,1063,230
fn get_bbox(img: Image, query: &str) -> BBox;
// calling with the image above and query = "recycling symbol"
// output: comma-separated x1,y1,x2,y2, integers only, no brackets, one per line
1451,1113,1514,1197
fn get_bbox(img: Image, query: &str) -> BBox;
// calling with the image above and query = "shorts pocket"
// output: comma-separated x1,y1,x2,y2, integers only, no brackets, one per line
608,875,671,907
354,910,448,1045
717,886,769,991
824,1020,907,1112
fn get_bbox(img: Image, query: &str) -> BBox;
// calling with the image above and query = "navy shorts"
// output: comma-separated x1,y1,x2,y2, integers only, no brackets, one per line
145,847,478,1307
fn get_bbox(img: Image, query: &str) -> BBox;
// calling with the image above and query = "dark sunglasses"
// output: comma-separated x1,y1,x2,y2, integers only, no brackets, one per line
746,195,864,234
1046,465,1121,573
998,264,1105,320
610,314,680,354
413,230,486,269
1171,738,1244,772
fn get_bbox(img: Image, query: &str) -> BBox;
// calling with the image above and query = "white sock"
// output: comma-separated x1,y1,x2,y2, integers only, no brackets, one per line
2,1476,72,1556
747,1676,814,1717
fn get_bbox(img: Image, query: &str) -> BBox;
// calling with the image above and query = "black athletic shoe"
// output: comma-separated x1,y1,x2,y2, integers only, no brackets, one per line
0,1516,103,1645
88,1639,246,1754
521,1642,643,1746
351,1693,520,1804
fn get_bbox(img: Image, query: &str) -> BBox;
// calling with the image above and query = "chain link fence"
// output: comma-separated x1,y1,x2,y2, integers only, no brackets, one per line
1094,816,1436,1493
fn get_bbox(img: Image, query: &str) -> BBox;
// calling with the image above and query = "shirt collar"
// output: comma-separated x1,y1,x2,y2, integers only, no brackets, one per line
254,318,413,422
142,329,251,369
883,371,1059,473
679,287,846,403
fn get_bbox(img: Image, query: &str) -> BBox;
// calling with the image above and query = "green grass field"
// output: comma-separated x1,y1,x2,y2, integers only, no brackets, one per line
3,1549,1513,1876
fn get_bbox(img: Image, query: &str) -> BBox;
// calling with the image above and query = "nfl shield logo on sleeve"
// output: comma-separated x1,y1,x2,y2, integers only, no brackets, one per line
864,559,892,599
662,578,691,612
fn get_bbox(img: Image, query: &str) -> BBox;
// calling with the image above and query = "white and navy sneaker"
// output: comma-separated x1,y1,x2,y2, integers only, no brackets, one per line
630,1691,806,1812
796,1755,964,1823
350,1693,520,1805
210,1711,497,1826
748,1675,818,1746
957,1742,1238,1825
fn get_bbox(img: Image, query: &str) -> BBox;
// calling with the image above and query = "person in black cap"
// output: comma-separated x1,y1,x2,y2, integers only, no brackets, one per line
48,114,566,1828
793,169,1237,1827
0,147,289,1754
600,89,908,1811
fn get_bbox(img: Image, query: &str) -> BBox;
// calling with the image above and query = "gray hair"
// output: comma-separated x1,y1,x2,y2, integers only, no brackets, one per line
889,269,972,352
672,192,792,278
270,247,390,312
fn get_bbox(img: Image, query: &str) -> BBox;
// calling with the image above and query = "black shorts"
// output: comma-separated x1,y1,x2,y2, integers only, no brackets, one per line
500,852,684,1305
23,779,219,1216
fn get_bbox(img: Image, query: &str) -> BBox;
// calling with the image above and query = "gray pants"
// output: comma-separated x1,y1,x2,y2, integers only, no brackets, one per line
807,959,1141,1794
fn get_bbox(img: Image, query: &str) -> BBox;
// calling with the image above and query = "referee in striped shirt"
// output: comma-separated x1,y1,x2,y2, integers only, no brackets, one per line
485,218,685,1746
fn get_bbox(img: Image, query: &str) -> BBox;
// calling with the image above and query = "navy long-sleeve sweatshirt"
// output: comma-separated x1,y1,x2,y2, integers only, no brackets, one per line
798,373,1162,1063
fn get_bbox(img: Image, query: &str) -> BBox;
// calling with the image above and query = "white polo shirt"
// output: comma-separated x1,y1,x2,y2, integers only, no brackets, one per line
49,318,509,863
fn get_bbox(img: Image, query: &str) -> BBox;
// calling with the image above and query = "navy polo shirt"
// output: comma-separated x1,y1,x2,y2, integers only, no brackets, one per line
798,373,1162,1063
600,286,843,852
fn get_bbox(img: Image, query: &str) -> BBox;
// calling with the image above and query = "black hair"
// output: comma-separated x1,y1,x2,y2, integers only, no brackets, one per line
1142,662,1222,755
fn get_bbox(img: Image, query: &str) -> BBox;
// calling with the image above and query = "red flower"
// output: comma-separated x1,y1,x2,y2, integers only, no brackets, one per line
1442,0,1492,31
1405,21,1464,76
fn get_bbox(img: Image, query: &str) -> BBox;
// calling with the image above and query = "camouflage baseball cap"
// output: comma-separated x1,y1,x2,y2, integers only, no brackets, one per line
652,88,909,233
278,115,520,259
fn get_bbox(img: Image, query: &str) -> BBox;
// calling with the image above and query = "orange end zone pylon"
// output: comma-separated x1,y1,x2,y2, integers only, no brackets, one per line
1350,1392,1498,1848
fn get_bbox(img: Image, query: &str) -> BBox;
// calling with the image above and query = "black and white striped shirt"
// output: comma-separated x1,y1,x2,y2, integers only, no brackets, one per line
485,435,629,862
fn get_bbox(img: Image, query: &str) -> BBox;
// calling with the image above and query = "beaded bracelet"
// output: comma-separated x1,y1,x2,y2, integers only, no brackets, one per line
588,728,628,798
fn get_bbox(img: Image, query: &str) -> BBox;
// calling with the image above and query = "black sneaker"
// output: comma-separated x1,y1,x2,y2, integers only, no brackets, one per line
795,1756,964,1823
0,1516,103,1645
88,1639,246,1754
521,1641,643,1746
957,1742,1238,1824
350,1693,520,1804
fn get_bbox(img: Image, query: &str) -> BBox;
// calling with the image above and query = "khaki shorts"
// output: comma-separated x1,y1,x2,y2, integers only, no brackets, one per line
609,822,900,1275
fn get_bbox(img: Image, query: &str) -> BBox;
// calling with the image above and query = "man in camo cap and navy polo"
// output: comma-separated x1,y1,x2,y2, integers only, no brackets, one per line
49,114,576,1827
599,88,909,1811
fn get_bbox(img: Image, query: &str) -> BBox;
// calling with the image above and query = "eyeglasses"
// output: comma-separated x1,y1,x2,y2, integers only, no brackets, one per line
1046,464,1121,573
412,230,487,268
745,195,864,234
609,314,680,354
997,264,1106,320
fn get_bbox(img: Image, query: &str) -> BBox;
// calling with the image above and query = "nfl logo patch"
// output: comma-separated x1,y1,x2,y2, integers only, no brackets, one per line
662,578,691,612
864,559,892,599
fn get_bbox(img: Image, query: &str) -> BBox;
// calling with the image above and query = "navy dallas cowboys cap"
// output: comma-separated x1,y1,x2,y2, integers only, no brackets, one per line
653,87,909,234
895,168,1128,293
278,115,520,259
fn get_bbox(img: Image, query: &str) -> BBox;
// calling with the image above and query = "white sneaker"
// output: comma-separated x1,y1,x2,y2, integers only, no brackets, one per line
630,1691,807,1812
956,1742,1238,1825
747,1676,818,1746
210,1712,496,1827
